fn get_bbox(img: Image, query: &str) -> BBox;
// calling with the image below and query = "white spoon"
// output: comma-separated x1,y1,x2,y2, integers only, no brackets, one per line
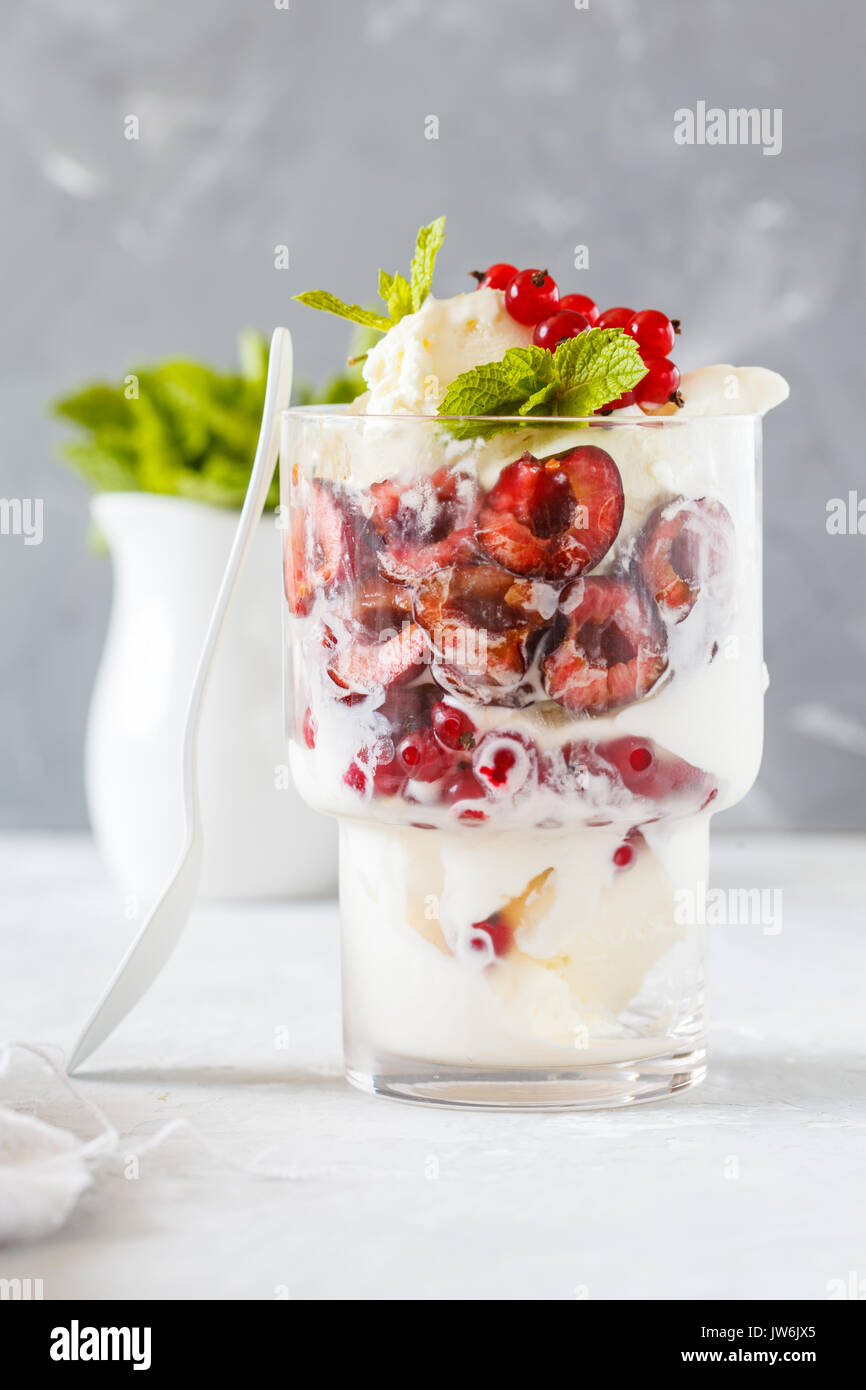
68,327,293,1073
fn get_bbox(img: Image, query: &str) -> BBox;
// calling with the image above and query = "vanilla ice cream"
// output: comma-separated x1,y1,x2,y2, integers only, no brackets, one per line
361,288,533,414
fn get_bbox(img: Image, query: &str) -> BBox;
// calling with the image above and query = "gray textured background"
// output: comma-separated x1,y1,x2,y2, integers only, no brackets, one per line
1,0,864,830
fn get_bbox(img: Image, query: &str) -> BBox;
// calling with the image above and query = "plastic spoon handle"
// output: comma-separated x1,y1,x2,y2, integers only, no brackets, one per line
68,328,293,1073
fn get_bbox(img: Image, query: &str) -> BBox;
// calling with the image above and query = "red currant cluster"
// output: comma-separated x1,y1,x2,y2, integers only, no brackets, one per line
473,263,682,415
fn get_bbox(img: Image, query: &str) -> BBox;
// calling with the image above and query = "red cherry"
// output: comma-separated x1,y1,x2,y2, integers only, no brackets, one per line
596,306,639,338
396,729,451,783
505,268,559,325
476,444,624,580
532,309,589,350
378,684,438,742
559,293,600,325
633,309,678,359
542,578,666,714
635,495,733,621
470,911,512,957
302,708,317,749
600,738,715,809
634,358,681,408
474,262,517,291
613,842,635,869
373,757,407,796
431,700,476,752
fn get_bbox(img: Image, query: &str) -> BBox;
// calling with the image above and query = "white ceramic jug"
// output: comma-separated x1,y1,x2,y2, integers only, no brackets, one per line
85,492,337,902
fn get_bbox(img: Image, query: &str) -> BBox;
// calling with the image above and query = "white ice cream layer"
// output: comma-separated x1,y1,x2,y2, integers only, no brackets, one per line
339,819,709,1066
679,364,789,417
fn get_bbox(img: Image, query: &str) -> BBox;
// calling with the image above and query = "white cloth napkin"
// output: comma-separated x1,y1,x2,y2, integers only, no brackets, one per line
0,1105,94,1245
0,1042,115,1246
0,1041,326,1247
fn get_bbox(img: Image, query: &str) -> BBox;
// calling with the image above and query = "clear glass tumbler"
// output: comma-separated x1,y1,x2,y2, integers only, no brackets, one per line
281,406,763,1109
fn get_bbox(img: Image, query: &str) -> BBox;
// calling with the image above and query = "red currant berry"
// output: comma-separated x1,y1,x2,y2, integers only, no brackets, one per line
442,769,488,823
472,262,517,291
634,358,681,409
559,293,600,326
613,843,635,870
633,309,678,359
596,306,639,338
473,733,536,798
504,269,559,325
397,729,451,783
469,911,512,957
372,758,407,796
343,761,368,794
532,309,589,350
431,700,476,752
302,708,317,749
477,746,516,787
628,744,653,773
599,390,636,413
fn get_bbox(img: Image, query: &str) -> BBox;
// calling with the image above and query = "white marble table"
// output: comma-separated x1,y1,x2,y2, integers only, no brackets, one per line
1,832,864,1301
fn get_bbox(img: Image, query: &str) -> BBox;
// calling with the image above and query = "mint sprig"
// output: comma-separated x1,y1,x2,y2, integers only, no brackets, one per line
51,329,367,512
295,216,446,333
437,328,648,439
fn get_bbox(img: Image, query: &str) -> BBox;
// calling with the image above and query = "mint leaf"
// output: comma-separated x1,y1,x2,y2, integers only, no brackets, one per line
53,385,136,433
51,332,283,511
437,346,558,439
519,380,561,416
437,329,647,438
553,329,647,416
409,216,446,311
297,216,447,332
60,441,139,492
155,363,257,455
378,269,414,323
293,291,391,332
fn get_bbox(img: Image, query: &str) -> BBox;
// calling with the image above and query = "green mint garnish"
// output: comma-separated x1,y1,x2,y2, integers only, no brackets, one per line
51,329,367,512
295,216,446,333
292,292,392,333
377,269,413,324
437,329,648,439
408,216,446,311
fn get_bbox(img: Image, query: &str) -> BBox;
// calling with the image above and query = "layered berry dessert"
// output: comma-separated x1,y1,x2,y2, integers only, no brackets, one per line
283,219,787,1106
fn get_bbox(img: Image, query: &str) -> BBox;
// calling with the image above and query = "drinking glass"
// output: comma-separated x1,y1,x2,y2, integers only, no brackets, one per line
281,406,762,1109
